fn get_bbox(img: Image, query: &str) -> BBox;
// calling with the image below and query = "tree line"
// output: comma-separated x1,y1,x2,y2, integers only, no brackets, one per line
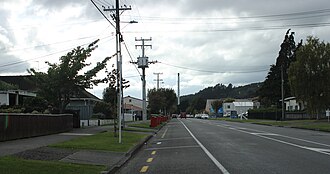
258,29,330,118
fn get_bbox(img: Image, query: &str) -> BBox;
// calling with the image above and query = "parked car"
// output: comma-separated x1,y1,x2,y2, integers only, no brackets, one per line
201,114,209,119
194,114,201,119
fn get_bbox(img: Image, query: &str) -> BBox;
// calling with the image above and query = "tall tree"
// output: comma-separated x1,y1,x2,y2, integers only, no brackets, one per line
258,29,302,107
148,88,177,115
211,100,223,114
29,39,114,113
288,36,330,119
190,97,206,113
148,88,166,114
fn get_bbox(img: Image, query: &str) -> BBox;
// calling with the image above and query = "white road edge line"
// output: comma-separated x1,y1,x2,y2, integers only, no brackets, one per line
217,124,330,157
180,120,230,174
217,123,330,149
161,127,168,139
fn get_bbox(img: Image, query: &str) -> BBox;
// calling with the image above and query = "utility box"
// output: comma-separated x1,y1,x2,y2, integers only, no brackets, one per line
138,57,149,68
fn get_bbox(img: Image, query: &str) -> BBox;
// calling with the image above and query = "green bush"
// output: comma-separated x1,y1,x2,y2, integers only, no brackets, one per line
23,96,48,113
0,107,22,113
249,108,281,113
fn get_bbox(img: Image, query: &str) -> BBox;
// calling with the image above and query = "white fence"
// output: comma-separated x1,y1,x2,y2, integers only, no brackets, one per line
80,113,137,127
80,119,114,127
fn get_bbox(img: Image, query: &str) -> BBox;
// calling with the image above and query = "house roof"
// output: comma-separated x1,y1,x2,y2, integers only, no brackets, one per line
0,75,37,91
124,95,143,101
124,103,142,111
0,75,100,101
74,88,101,100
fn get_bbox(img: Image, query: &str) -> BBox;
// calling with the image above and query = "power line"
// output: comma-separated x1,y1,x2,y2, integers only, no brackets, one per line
3,34,113,54
90,0,116,28
0,35,114,72
158,62,269,74
124,21,330,34
123,41,141,77
124,8,330,21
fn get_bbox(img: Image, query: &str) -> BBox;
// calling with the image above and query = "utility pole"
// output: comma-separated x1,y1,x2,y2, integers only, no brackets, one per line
281,65,285,121
153,72,163,90
132,37,156,121
177,73,180,113
104,1,131,143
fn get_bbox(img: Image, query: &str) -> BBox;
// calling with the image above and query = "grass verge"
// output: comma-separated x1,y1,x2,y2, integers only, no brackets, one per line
129,121,163,129
212,118,330,132
49,131,148,152
123,127,155,132
0,156,105,174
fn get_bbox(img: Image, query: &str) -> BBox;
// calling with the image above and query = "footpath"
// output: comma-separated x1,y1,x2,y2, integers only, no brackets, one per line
0,121,160,174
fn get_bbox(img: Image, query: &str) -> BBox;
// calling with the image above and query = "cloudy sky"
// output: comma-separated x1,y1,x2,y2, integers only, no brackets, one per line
1,0,330,99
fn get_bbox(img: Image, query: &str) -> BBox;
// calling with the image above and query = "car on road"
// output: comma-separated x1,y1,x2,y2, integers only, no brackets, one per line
201,114,209,119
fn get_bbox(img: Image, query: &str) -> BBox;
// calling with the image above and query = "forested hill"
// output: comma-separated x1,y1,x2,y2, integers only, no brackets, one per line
179,82,262,112
181,82,262,103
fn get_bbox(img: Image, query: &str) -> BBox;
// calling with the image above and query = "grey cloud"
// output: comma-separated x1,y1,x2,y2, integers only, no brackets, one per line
0,52,30,73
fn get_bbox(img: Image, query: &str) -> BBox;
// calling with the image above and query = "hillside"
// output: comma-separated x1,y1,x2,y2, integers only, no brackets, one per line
179,82,262,112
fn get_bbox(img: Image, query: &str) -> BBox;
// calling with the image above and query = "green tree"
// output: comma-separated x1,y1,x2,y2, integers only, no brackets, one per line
190,97,206,113
148,88,166,114
258,29,302,107
29,39,114,113
148,88,177,115
23,96,48,113
288,36,330,119
211,100,223,114
0,80,18,90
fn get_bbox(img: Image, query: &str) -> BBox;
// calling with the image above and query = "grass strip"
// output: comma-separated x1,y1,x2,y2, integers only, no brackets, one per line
212,118,330,132
123,127,155,132
0,156,105,174
49,131,148,152
128,121,164,129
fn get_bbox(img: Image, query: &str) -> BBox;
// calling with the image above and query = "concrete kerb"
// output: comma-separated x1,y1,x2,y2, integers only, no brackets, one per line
102,121,169,174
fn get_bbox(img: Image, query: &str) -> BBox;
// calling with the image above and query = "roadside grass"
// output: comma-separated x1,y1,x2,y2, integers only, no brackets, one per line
123,127,155,132
0,156,105,174
49,131,148,152
129,121,163,129
211,118,264,123
213,118,330,132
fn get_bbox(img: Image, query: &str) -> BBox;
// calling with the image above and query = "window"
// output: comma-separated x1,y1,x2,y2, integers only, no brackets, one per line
129,99,132,102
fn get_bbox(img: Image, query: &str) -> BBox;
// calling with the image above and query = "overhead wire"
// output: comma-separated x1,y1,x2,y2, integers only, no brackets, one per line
90,0,116,29
125,8,330,21
3,34,111,54
122,41,141,77
158,62,269,74
0,35,115,72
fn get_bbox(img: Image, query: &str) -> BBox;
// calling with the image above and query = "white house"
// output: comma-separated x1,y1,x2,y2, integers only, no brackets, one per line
123,96,148,120
0,90,36,106
233,101,254,115
206,98,259,116
283,97,305,111
223,102,235,115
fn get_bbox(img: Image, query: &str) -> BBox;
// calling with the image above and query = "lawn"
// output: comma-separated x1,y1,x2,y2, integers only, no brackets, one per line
123,127,156,132
0,156,105,174
128,121,163,129
49,131,148,152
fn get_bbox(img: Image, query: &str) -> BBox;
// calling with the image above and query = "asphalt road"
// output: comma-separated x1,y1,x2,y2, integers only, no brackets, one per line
117,118,330,174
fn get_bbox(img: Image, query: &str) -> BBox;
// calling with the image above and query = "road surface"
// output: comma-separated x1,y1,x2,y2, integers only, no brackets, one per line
117,118,330,174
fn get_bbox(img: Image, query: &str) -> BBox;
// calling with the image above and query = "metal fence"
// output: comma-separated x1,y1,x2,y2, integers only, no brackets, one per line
248,111,326,120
